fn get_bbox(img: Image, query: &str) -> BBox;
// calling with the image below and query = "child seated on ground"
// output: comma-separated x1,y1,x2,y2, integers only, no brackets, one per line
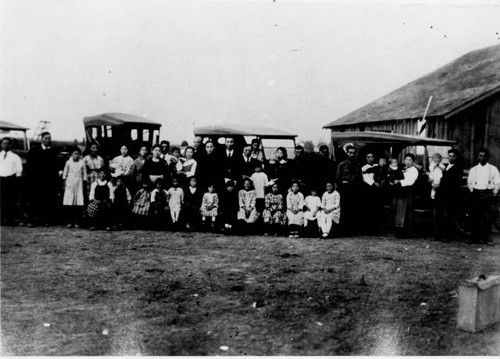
262,182,285,235
183,177,203,230
112,176,132,230
237,178,260,231
87,169,114,231
200,184,218,229
303,188,322,237
220,180,239,232
319,182,341,238
167,177,184,228
132,181,151,228
151,178,169,229
286,181,305,238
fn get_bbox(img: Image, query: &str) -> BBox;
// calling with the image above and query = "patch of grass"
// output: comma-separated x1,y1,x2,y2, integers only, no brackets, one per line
1,227,500,355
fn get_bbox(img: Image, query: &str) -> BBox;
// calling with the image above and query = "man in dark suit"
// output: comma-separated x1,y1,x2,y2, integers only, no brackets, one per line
239,145,260,182
27,131,61,226
434,149,464,241
220,137,241,186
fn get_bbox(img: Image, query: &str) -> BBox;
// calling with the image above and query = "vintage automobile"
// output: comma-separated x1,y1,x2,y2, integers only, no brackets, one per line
194,124,298,160
84,113,161,160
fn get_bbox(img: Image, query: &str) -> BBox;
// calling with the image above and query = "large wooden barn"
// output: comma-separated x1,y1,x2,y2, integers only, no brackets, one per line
324,44,500,169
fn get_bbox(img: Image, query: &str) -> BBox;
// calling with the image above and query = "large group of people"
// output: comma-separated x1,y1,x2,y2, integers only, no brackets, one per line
1,132,499,243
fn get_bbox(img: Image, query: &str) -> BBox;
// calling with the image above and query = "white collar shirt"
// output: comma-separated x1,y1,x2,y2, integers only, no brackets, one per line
362,164,375,186
0,150,23,177
467,163,500,193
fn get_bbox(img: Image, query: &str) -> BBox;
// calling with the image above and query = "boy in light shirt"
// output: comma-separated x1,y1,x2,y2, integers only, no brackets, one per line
250,163,273,215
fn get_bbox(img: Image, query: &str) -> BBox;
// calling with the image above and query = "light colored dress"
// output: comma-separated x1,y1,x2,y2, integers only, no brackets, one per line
319,190,341,235
62,159,87,206
237,189,259,223
304,195,322,222
286,192,304,226
200,192,219,217
321,191,341,224
168,187,184,222
262,192,285,225
110,155,134,178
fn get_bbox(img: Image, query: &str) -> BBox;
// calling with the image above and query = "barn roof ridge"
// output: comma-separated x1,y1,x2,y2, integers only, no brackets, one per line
324,43,500,128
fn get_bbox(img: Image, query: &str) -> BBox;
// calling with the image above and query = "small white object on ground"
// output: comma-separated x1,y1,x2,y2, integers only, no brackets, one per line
102,329,109,335
420,302,427,306
193,294,199,297
397,267,401,271
477,248,482,251
219,346,229,351
252,302,257,308
316,322,323,326
426,245,429,249
43,323,50,327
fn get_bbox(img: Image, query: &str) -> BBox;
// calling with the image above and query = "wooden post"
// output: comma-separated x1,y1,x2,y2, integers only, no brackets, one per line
457,275,500,333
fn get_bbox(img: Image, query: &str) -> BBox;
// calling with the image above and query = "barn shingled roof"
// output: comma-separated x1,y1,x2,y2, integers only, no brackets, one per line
324,43,500,128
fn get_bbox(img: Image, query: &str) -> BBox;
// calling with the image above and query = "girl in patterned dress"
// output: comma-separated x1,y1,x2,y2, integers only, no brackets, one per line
286,181,305,238
237,178,259,226
132,181,151,228
63,148,87,228
262,182,285,235
319,181,341,238
200,184,219,229
87,169,114,230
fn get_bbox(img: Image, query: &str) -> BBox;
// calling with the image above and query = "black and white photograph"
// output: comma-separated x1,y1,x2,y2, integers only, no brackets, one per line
1,0,500,355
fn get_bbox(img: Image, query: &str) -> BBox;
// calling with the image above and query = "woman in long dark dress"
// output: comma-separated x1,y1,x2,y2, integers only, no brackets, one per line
391,153,419,238
196,141,223,192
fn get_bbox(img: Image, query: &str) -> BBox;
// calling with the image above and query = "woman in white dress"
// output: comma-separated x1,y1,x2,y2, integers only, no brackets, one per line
62,148,87,227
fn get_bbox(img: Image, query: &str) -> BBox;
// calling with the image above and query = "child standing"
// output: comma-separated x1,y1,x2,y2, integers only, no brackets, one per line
220,180,239,231
250,163,270,216
237,178,259,228
62,148,87,228
112,176,132,230
303,188,322,237
286,181,305,238
167,177,184,227
262,183,285,235
200,184,219,228
150,178,169,229
132,182,151,228
183,177,203,230
87,169,114,230
428,153,445,200
319,182,341,238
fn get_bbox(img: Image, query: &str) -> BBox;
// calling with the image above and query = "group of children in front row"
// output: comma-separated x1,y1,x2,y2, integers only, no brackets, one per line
62,148,341,237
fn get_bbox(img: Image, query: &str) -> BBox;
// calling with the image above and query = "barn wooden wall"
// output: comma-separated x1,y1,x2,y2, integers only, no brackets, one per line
330,92,500,170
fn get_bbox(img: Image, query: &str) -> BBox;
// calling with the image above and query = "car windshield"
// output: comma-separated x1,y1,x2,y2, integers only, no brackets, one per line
261,138,296,160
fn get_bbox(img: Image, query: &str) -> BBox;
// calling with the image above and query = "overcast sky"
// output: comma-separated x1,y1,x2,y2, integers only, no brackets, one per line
1,0,500,145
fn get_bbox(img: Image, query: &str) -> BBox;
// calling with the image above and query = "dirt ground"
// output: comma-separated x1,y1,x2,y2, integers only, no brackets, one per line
1,226,499,356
